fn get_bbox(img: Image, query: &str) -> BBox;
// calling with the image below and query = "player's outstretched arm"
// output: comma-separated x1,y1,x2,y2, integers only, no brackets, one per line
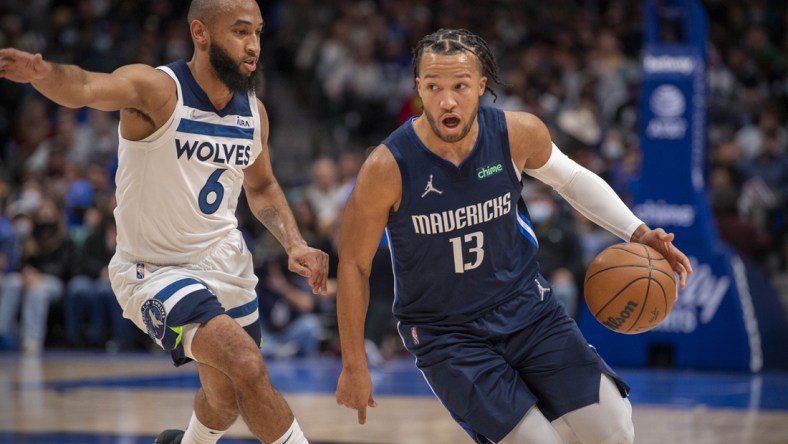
335,145,399,425
0,47,160,112
244,100,328,294
508,111,693,287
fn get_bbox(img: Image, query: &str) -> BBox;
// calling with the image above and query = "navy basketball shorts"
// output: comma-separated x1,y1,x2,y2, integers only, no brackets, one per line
109,230,262,366
397,276,629,443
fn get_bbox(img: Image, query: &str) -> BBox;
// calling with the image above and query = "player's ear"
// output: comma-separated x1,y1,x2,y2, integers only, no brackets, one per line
190,20,209,47
415,76,425,97
478,76,487,97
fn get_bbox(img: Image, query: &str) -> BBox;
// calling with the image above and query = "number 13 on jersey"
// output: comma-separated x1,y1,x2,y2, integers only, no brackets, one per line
449,231,484,273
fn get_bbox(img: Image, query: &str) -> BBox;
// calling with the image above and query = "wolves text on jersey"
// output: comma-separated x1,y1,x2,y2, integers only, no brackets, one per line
411,192,511,235
175,138,251,166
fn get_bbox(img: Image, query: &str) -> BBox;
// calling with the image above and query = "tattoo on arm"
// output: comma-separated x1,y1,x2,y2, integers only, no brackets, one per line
257,205,285,241
123,107,155,127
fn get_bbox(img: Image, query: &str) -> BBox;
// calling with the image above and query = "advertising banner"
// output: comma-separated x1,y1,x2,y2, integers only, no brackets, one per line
578,0,788,371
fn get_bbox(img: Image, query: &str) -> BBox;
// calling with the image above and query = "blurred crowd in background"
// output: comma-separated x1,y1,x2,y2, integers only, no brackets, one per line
0,0,786,360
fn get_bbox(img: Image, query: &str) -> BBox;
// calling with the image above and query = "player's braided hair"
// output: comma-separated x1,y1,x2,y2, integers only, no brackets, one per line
411,28,504,101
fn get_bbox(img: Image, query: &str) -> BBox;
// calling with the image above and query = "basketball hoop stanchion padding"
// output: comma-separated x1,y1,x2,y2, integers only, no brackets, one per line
577,0,788,372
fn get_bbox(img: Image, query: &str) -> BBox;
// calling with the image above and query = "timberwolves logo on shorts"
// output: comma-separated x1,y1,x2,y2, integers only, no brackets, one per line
141,299,167,340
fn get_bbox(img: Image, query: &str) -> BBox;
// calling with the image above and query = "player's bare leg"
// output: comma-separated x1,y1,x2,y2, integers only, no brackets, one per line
194,364,239,429
154,362,241,444
160,364,240,443
190,315,305,443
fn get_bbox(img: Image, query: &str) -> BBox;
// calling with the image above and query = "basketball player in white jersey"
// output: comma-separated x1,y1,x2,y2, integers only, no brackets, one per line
0,1,326,443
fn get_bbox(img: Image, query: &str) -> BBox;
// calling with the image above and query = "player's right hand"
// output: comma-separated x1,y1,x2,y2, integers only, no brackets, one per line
0,48,51,83
636,227,693,289
336,367,378,424
286,244,329,295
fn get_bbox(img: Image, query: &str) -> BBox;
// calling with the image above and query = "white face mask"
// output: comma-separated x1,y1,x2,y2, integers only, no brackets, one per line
601,140,624,159
13,219,33,237
528,202,553,224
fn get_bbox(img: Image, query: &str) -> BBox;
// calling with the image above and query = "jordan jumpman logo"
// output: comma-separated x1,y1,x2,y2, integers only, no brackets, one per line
421,174,443,198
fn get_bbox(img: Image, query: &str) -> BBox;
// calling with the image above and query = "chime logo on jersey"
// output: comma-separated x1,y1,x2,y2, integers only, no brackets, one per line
476,162,503,180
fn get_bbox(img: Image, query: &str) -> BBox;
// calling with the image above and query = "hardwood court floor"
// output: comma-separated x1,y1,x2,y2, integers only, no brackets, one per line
1,352,787,443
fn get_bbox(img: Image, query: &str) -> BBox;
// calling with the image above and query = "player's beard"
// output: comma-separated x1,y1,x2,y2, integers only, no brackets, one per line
209,43,257,94
423,104,478,143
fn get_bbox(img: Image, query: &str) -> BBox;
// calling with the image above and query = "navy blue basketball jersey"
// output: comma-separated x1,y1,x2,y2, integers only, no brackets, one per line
384,106,540,324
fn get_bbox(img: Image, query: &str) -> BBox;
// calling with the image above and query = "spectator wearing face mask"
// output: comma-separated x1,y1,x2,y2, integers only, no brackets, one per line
0,197,74,353
525,189,585,319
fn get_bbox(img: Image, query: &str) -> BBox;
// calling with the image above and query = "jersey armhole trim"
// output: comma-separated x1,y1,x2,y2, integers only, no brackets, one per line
246,93,263,167
384,143,408,219
120,66,182,146
495,108,522,187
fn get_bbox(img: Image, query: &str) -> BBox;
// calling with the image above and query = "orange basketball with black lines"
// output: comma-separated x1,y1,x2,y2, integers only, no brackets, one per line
584,243,677,334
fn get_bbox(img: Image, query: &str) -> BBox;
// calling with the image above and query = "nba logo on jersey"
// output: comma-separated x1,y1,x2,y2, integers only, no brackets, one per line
411,326,420,345
136,263,145,279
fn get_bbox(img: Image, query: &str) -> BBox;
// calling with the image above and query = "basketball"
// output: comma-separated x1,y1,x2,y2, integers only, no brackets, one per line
584,243,677,334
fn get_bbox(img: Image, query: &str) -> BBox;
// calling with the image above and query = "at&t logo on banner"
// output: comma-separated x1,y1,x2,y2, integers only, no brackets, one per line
646,84,687,140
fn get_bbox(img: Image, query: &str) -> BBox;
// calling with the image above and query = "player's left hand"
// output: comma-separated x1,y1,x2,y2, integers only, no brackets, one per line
0,48,51,83
636,227,693,289
287,244,329,294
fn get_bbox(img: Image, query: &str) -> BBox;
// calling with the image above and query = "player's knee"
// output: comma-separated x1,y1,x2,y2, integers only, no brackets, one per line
501,406,566,444
600,418,634,444
209,394,239,416
228,350,265,378
559,393,634,444
597,399,634,444
200,386,239,416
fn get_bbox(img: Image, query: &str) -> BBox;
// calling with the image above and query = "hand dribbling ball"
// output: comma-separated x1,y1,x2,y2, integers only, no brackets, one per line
584,243,676,334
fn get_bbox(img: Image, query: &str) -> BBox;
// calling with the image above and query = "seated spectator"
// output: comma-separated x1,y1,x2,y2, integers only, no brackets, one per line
256,252,331,359
711,186,771,268
740,130,788,269
0,198,25,350
0,185,16,276
64,178,95,245
64,215,138,350
303,157,346,238
0,196,73,353
526,189,585,318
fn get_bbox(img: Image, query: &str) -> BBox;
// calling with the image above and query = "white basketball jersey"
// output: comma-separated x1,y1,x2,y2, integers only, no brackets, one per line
114,60,262,265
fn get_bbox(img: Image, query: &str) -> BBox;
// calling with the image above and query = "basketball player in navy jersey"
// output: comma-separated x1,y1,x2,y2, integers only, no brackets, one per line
0,1,326,443
336,29,693,444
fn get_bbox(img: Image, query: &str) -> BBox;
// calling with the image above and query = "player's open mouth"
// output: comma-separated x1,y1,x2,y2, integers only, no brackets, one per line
243,60,257,72
442,116,460,129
